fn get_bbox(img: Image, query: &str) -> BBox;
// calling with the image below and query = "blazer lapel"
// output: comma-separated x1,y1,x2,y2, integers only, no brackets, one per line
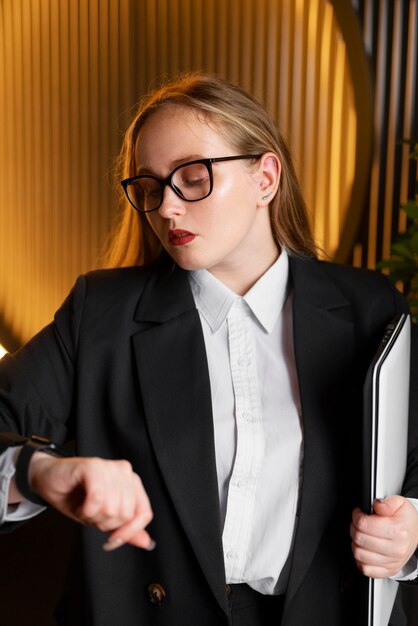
285,256,355,606
131,265,227,612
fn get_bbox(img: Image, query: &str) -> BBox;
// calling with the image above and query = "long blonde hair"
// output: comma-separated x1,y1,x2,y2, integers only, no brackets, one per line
104,72,318,268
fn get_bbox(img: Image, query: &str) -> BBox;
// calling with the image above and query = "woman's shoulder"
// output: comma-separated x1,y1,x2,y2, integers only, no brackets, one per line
290,253,396,292
81,264,155,291
57,264,167,322
288,253,408,313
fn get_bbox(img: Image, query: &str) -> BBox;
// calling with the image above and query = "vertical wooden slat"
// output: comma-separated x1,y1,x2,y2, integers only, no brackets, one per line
390,1,409,237
98,0,109,238
383,1,401,260
303,0,320,216
367,2,388,268
2,0,12,332
216,0,229,77
59,0,68,281
278,0,294,138
145,1,158,84
314,2,333,250
406,0,418,207
252,0,267,100
241,0,253,91
329,37,345,252
264,2,285,114
292,0,308,172
202,0,216,71
0,2,3,327
8,1,20,333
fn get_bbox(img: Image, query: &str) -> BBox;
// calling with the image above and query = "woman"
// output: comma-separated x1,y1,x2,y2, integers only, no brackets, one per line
1,72,417,626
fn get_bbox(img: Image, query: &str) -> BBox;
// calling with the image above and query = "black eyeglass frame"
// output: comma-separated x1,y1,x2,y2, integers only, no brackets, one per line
120,154,262,213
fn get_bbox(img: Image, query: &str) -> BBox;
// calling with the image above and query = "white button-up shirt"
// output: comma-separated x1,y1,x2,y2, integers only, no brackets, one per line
190,250,303,594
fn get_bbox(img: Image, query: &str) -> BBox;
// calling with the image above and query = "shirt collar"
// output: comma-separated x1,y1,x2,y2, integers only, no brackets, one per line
189,249,290,334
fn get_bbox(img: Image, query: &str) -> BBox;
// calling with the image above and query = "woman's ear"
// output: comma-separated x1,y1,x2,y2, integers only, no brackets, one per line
256,153,281,206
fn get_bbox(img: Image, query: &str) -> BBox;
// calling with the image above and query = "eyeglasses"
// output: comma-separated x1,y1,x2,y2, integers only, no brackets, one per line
121,154,262,213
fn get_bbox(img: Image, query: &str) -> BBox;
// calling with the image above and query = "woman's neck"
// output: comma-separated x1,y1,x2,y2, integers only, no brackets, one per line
208,242,280,296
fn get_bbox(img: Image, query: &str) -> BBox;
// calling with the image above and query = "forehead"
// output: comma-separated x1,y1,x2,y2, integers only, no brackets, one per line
136,105,233,171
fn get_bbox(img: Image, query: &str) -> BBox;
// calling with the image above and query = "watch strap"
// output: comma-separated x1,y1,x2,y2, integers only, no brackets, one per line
14,436,70,506
0,432,31,453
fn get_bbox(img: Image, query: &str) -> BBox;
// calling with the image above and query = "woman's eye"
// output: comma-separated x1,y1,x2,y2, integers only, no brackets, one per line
177,163,209,188
183,176,208,187
139,182,160,197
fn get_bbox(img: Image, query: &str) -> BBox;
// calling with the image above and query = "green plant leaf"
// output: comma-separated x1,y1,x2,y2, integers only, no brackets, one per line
401,202,418,219
406,223,418,236
378,257,417,267
378,259,407,270
405,140,418,159
380,138,417,321
390,243,416,260
411,232,418,253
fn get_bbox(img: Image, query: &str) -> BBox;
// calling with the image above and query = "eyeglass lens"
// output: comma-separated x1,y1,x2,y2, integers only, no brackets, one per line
127,161,211,212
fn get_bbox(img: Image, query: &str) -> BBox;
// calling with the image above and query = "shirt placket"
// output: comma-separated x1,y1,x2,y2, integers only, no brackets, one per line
222,298,265,581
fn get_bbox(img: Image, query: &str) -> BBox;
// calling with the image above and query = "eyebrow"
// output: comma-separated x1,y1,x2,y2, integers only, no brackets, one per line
137,154,205,176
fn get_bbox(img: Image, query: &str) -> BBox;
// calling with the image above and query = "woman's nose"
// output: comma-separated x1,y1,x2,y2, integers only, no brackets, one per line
158,186,187,218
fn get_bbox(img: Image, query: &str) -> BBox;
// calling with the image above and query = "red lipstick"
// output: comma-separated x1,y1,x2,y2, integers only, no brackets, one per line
169,229,196,246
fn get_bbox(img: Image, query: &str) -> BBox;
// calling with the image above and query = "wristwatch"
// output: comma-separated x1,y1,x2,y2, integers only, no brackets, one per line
0,432,70,506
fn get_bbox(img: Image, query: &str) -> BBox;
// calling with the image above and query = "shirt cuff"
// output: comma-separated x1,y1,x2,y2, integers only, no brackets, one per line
0,446,45,524
390,498,418,581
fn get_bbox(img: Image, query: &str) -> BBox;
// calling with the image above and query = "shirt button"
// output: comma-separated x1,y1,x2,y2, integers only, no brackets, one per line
237,479,246,488
226,550,238,560
238,357,249,367
241,411,252,422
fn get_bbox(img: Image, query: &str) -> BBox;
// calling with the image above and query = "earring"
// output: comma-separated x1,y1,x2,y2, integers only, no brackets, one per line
262,191,272,200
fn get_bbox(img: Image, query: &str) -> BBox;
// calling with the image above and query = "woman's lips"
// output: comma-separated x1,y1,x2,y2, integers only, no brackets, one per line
168,229,196,246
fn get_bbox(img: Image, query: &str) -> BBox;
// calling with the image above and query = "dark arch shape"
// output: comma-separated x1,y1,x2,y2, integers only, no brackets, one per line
330,0,374,264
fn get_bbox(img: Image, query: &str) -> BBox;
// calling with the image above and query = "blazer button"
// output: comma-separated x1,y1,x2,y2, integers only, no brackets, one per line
147,582,166,605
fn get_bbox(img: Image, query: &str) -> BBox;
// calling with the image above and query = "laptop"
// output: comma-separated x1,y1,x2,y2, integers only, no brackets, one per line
362,312,411,626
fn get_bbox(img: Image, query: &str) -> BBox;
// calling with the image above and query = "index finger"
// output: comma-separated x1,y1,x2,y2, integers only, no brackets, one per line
103,475,154,550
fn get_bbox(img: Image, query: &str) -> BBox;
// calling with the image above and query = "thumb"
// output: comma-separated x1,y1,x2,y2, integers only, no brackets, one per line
373,494,404,517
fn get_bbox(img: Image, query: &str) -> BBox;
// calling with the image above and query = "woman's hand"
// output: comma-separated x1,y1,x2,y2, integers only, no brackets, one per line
28,452,155,551
350,495,418,578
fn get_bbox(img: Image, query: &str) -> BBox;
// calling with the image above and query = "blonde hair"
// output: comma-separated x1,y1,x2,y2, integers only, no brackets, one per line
104,72,318,268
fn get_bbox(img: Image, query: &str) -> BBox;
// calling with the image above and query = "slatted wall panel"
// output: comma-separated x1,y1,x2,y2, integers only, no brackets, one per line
0,0,135,345
352,0,418,269
0,0,359,345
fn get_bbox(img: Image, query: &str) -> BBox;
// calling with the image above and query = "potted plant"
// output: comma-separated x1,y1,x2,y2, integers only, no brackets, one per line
378,141,418,323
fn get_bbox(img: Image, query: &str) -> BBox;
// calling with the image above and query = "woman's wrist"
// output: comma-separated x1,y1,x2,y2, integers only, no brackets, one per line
27,451,59,500
15,438,70,505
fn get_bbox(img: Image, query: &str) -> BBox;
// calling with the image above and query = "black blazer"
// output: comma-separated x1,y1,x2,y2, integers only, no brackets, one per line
0,255,417,626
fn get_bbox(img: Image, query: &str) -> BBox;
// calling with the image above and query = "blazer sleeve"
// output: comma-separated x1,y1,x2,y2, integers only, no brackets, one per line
0,276,87,443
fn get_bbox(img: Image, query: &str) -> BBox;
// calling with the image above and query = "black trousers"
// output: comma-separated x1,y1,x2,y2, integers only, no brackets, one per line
227,584,285,626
